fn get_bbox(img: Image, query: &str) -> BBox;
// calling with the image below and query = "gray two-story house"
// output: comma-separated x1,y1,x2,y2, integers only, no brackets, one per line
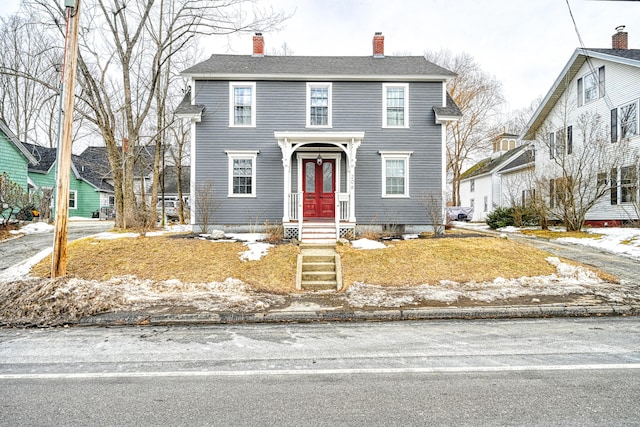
178,33,461,240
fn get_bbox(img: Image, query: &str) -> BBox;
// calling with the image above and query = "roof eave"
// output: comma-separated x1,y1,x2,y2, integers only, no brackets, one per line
181,72,453,82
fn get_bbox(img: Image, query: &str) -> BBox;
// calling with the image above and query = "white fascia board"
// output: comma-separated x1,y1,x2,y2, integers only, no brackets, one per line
182,73,452,82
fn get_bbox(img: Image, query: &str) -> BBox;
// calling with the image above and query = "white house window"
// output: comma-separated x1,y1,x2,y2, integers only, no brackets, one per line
225,150,258,197
383,83,409,128
620,101,638,140
307,83,332,127
470,179,475,192
483,196,488,212
69,190,77,209
620,165,638,203
577,66,604,107
380,151,412,197
229,82,256,127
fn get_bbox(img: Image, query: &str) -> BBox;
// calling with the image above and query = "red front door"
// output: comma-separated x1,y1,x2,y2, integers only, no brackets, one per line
303,158,335,218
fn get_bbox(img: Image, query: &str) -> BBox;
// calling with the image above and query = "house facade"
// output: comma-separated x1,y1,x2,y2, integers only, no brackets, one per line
460,134,535,222
178,33,461,238
0,118,37,190
25,143,114,219
522,26,640,225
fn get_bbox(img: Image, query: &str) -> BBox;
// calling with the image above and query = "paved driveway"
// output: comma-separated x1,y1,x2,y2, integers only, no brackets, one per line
503,233,639,286
0,221,114,273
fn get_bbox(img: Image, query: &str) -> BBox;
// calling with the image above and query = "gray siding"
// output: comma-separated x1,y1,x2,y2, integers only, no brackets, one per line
193,80,444,226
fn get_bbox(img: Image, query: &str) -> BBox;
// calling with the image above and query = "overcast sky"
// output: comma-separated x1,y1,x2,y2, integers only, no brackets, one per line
1,0,637,112
222,0,639,112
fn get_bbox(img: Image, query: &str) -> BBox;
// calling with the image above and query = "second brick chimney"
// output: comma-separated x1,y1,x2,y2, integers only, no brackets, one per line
612,25,628,50
253,33,265,57
373,32,384,58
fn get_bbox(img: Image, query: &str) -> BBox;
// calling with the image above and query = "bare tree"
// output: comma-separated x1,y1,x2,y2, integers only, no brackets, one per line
424,50,505,206
23,0,288,229
0,15,61,147
534,106,628,231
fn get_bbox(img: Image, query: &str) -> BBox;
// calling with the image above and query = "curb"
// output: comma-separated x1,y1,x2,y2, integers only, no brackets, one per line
78,304,639,327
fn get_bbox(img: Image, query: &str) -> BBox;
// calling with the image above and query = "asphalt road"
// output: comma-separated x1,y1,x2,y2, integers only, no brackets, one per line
1,318,639,425
0,220,114,272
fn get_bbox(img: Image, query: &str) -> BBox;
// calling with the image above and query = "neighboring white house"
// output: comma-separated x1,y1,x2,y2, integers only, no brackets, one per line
521,26,640,226
460,133,535,222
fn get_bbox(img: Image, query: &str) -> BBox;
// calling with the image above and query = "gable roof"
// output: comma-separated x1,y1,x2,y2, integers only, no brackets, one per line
182,55,456,81
460,144,532,181
522,48,640,140
0,118,38,165
24,143,114,193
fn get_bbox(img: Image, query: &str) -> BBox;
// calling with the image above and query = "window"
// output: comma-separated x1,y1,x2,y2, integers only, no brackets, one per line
483,196,488,213
69,190,77,209
620,101,638,139
470,198,475,209
226,151,258,197
549,177,570,209
380,151,412,197
470,179,475,192
566,126,573,155
548,132,556,159
610,167,618,205
577,66,604,107
307,83,332,127
229,82,256,127
382,83,409,128
621,165,638,203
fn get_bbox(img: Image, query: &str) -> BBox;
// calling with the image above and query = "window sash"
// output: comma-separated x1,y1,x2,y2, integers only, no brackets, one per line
620,102,638,139
584,72,598,104
229,83,256,127
385,159,406,195
307,84,331,127
232,159,253,194
383,84,409,128
621,166,638,203
69,190,77,209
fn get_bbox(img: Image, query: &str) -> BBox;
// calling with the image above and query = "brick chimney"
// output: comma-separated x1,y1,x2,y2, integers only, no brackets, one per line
373,32,384,58
253,32,264,57
612,25,628,50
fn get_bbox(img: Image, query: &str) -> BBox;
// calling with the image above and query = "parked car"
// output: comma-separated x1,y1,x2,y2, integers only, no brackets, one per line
157,200,179,221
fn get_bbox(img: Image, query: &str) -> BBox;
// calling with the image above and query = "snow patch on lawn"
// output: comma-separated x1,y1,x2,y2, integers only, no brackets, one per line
10,222,54,235
351,238,387,250
342,257,635,308
556,228,640,259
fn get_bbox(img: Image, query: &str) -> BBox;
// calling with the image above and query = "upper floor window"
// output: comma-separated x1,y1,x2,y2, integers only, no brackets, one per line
383,83,409,128
229,82,256,127
307,83,332,127
380,151,412,197
549,127,572,159
470,179,475,192
577,66,605,107
620,101,638,140
226,150,258,197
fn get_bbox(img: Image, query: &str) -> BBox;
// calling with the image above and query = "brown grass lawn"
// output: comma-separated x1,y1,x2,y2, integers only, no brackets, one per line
29,233,572,293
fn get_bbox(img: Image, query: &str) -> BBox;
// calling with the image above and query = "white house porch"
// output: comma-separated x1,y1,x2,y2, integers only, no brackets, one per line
275,131,364,241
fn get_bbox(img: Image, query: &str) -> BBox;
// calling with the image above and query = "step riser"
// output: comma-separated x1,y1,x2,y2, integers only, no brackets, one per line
301,281,338,291
302,272,336,281
302,263,335,272
302,255,335,264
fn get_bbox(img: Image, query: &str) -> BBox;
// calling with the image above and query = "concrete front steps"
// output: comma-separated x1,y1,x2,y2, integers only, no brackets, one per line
296,243,342,291
300,223,338,245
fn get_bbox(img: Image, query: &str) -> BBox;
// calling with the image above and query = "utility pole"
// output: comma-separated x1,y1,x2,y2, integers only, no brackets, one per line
51,0,81,278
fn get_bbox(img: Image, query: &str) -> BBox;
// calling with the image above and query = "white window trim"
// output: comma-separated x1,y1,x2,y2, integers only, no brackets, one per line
229,82,256,127
382,83,409,128
306,82,332,128
580,71,599,105
619,100,639,140
379,151,412,198
225,150,259,197
69,190,77,210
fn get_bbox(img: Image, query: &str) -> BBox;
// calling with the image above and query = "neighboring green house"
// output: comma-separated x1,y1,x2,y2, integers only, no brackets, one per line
0,118,37,190
24,143,114,219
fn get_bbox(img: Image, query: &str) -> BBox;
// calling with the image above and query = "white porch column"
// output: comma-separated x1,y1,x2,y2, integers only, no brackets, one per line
347,139,361,223
278,139,292,222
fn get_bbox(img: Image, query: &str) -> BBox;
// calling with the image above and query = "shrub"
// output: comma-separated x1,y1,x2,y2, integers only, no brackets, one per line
486,207,516,229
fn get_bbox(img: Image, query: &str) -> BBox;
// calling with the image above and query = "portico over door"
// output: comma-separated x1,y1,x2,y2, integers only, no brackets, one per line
303,158,335,218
